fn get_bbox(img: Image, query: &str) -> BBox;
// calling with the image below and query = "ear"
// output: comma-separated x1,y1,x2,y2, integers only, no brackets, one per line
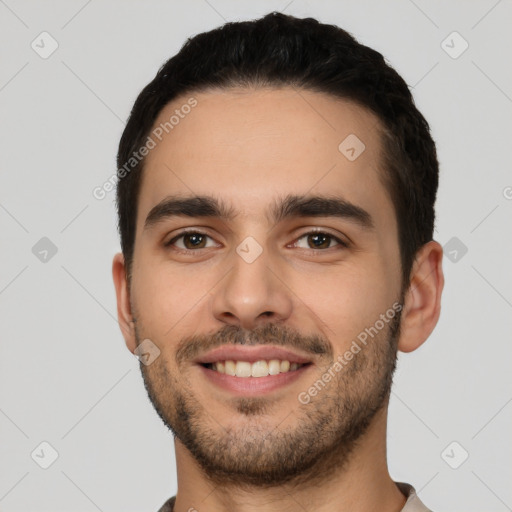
398,240,444,353
112,252,137,354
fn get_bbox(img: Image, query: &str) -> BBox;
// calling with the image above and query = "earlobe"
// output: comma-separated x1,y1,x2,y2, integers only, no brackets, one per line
397,241,444,353
112,253,137,354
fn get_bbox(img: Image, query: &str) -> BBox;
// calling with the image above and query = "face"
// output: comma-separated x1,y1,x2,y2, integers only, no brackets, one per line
125,87,405,486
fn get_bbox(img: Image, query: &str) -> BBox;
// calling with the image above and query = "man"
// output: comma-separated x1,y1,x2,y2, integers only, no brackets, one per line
112,12,444,512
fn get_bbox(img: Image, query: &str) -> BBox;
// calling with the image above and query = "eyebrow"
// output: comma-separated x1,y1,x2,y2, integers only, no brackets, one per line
143,194,374,231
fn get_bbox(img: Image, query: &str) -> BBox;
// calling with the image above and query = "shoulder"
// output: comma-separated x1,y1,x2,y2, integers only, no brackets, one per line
396,482,433,512
156,495,176,512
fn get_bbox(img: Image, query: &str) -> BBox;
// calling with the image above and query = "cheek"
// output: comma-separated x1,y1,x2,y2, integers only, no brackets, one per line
290,263,394,348
132,263,212,339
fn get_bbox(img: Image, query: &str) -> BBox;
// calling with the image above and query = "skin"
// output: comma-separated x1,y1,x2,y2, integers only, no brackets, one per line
113,87,444,512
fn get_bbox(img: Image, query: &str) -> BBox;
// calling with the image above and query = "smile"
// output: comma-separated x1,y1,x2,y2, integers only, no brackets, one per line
202,359,306,378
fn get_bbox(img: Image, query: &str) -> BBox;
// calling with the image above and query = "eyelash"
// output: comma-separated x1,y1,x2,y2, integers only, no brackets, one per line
165,229,349,253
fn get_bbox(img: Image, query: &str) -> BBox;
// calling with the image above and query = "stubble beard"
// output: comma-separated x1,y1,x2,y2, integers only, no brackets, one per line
137,310,401,489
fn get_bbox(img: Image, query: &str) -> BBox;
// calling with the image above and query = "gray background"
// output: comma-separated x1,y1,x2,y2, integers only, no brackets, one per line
1,0,511,511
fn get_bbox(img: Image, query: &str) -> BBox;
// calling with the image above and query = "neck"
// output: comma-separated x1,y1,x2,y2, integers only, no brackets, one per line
171,406,407,512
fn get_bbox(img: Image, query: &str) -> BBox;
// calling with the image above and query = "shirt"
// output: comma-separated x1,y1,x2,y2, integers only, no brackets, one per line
156,482,432,511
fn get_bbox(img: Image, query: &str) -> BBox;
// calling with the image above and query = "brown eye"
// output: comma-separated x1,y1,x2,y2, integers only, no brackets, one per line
166,231,215,250
182,233,207,249
294,231,347,250
307,233,332,249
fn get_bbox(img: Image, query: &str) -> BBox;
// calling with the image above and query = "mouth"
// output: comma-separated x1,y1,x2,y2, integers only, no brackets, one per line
194,345,314,396
201,359,309,377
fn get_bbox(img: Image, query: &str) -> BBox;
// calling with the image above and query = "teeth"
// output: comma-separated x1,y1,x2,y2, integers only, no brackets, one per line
235,361,252,377
251,360,268,377
209,359,304,378
268,359,280,375
224,360,236,376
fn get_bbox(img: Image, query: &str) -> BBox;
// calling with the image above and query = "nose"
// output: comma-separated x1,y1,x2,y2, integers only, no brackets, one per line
211,244,293,331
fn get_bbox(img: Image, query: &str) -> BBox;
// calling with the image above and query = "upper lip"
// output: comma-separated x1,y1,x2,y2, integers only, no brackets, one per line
193,345,313,365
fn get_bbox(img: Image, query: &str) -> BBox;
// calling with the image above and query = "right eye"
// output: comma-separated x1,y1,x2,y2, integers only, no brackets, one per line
165,231,218,251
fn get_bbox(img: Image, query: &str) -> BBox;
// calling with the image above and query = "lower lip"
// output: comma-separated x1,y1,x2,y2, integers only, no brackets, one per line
197,364,312,396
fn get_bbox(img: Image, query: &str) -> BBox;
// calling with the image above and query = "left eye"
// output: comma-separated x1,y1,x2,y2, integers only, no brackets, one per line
293,232,346,250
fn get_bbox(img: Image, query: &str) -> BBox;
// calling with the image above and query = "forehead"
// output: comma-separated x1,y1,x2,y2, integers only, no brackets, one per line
137,87,395,234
